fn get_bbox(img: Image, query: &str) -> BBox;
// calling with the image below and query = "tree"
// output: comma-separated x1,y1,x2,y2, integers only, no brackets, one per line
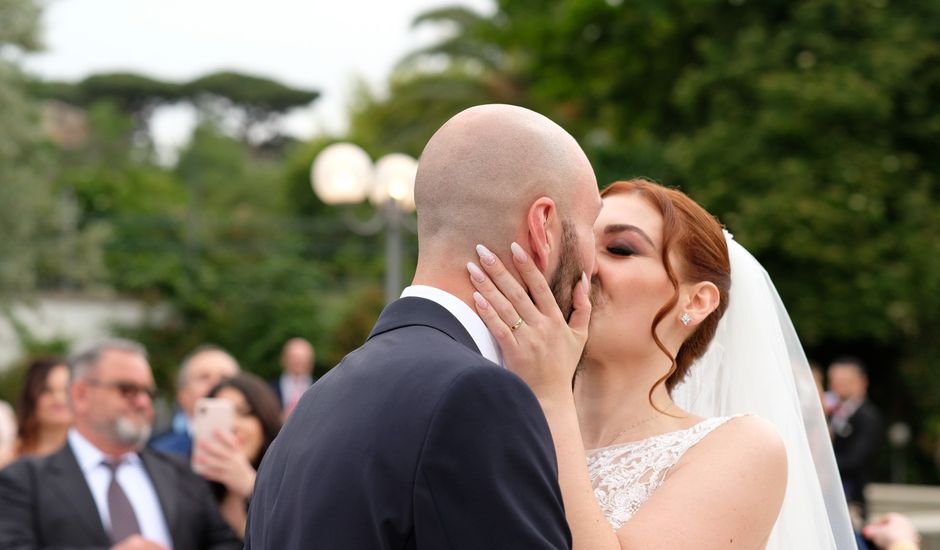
32,70,320,146
184,71,319,140
0,0,106,303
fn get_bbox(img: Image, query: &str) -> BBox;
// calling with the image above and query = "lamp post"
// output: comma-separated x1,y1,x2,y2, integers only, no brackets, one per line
311,143,418,304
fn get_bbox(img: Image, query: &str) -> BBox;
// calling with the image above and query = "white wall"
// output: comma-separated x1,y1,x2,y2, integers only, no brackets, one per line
0,293,170,370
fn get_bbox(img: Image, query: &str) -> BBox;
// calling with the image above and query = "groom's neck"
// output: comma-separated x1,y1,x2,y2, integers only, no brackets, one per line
411,266,477,313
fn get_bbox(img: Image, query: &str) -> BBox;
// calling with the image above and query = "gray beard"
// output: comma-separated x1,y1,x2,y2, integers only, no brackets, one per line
114,417,151,449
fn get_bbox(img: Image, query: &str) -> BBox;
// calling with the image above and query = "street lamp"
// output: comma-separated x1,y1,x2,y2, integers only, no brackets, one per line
311,143,418,304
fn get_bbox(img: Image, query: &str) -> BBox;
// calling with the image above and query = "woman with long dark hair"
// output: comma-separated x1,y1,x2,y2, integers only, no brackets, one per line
14,357,71,458
194,372,282,538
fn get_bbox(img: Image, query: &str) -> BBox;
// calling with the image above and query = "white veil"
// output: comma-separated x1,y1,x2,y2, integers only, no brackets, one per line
672,231,857,549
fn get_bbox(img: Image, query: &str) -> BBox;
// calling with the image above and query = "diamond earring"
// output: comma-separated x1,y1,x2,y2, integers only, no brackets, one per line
680,313,692,326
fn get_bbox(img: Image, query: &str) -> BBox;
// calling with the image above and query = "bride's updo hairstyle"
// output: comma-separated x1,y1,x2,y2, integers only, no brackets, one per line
601,179,731,398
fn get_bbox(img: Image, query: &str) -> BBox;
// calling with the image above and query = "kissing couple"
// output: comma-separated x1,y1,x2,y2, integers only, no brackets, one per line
246,105,856,549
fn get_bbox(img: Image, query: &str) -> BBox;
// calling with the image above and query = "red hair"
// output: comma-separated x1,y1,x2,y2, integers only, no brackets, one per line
601,179,731,401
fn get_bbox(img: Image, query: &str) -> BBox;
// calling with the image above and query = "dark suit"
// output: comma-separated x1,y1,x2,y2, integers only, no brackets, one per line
269,377,284,408
0,442,241,550
832,399,883,517
246,297,571,549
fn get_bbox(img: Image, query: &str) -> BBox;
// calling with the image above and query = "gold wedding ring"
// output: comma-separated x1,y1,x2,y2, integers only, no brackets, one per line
510,317,524,331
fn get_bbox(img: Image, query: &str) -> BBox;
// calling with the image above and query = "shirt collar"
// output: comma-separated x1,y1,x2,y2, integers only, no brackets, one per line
68,428,141,472
400,285,503,366
282,373,312,385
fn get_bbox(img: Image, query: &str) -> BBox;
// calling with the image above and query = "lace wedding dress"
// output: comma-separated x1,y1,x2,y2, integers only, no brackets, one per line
587,416,739,530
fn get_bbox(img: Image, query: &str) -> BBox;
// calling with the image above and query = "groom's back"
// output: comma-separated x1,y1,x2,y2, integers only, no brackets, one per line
245,298,571,549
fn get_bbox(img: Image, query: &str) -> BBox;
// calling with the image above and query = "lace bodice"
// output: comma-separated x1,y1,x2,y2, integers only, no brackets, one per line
586,416,739,530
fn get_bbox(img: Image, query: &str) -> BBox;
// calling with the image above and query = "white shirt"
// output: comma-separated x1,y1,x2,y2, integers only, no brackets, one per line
279,373,313,405
68,429,174,549
401,285,503,366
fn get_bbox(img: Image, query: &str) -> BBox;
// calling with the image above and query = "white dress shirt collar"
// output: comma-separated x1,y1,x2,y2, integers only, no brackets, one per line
401,285,503,366
68,428,141,472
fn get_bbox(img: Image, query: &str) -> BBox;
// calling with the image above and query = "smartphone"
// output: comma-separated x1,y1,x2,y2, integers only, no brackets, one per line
191,397,234,472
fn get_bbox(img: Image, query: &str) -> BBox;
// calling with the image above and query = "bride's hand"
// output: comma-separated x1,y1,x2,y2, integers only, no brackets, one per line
468,242,591,403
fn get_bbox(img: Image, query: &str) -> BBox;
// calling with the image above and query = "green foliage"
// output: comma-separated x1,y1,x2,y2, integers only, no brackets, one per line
0,0,107,301
184,71,319,116
75,72,184,113
5,58,383,392
0,308,71,405
0,0,42,51
30,70,320,145
51,110,389,387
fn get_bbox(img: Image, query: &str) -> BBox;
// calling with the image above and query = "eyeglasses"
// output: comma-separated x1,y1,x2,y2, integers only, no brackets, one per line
85,379,159,401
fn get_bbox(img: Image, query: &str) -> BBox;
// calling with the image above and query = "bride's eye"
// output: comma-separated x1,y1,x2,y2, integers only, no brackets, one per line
608,245,635,257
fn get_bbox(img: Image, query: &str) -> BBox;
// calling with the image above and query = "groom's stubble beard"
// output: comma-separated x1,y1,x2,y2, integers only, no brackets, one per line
548,220,583,321
575,278,604,379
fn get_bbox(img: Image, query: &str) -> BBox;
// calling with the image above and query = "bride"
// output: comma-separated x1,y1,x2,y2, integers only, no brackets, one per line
467,178,856,549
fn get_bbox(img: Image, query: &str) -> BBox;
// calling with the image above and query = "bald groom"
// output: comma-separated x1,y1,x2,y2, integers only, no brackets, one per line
246,105,602,549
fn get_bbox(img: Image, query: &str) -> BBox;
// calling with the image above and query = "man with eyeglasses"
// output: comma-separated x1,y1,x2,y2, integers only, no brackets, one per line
0,339,240,550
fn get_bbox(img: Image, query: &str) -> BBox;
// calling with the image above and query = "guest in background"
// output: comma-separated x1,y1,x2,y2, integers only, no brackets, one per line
271,338,315,417
194,373,282,539
864,513,921,550
14,357,71,458
829,356,884,526
0,401,15,469
150,345,239,458
0,339,240,550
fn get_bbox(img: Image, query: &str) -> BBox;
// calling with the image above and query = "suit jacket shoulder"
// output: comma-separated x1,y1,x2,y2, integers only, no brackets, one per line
0,444,110,549
246,296,570,550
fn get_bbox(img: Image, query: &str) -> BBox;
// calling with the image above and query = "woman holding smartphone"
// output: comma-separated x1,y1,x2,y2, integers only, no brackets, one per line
194,372,282,538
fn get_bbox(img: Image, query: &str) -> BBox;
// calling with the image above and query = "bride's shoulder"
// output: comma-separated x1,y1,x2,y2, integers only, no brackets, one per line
684,415,787,479
661,415,788,516
717,414,785,449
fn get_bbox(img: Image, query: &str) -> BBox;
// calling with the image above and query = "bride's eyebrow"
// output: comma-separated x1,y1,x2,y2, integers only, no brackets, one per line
603,224,655,248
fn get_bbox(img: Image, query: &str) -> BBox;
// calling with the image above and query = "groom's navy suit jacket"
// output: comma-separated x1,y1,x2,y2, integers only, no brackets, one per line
245,297,571,549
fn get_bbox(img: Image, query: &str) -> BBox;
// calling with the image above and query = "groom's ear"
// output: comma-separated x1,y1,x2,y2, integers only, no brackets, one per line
684,281,721,323
524,197,558,274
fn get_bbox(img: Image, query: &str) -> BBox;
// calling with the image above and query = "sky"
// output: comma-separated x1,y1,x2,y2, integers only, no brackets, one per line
23,0,493,151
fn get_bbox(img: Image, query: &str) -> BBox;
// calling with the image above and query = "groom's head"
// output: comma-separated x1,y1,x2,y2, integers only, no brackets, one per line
413,104,601,317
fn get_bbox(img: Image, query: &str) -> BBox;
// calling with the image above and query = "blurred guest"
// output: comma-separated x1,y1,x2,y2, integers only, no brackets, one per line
829,356,884,524
0,401,15,469
150,345,239,458
0,339,240,550
14,357,72,458
864,513,921,550
194,373,282,538
271,337,315,417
